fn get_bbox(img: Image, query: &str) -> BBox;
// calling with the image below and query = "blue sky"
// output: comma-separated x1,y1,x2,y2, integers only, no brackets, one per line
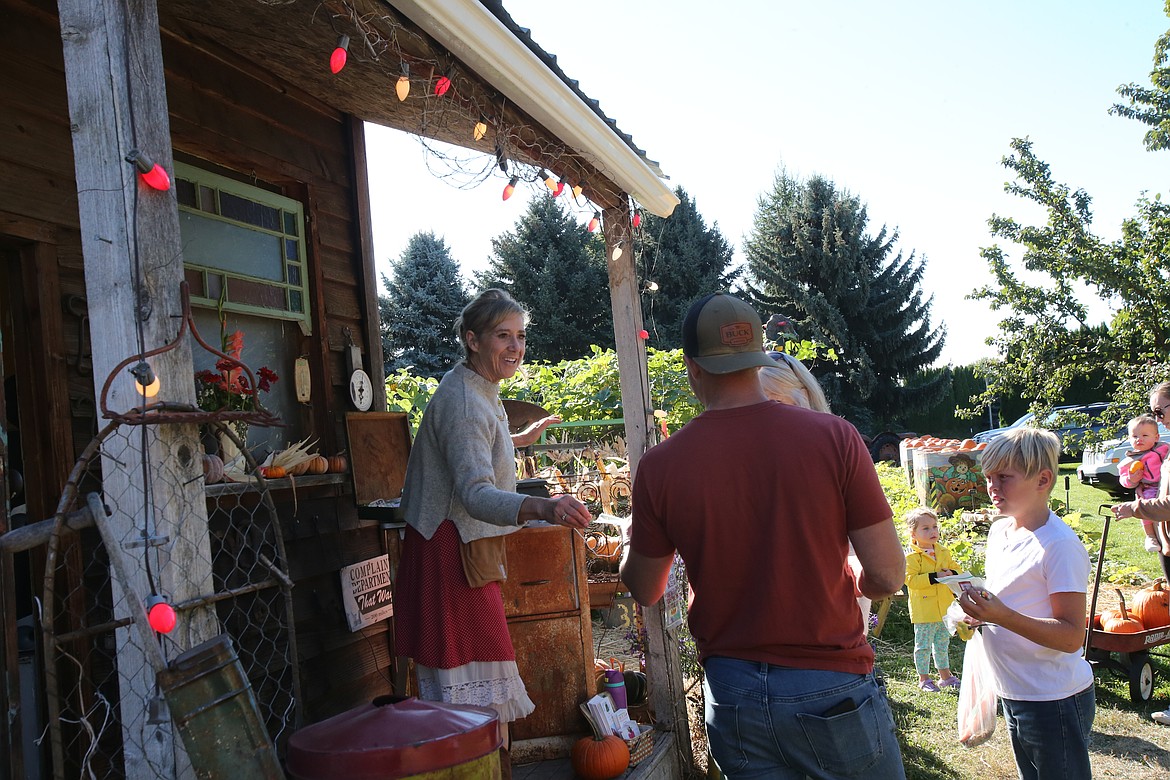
366,1,1170,366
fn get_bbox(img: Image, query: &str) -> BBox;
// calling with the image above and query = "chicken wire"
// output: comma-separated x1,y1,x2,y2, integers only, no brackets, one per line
38,419,299,780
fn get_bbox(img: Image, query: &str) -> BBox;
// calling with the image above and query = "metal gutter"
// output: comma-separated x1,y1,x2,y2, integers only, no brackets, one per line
388,0,679,218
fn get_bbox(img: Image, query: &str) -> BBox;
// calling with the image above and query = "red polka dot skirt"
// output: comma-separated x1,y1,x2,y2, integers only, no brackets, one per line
395,520,516,668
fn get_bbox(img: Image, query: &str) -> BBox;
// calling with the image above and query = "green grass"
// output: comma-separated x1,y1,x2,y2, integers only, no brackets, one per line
875,597,1170,779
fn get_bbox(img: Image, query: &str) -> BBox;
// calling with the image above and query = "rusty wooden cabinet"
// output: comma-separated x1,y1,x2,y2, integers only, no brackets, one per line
502,523,593,742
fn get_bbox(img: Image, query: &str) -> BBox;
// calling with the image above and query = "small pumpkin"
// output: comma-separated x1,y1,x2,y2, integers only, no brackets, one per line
202,453,224,484
1131,579,1170,630
262,465,287,479
1102,589,1144,634
287,459,312,477
327,453,348,473
305,455,329,475
571,734,629,780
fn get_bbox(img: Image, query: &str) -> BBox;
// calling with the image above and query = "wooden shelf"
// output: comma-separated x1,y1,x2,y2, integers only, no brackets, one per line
204,472,350,498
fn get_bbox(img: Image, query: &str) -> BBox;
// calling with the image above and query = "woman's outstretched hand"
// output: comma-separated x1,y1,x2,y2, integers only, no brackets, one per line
547,494,591,529
511,415,562,448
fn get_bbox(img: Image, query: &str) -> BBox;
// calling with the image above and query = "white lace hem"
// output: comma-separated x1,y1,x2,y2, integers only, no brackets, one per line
415,660,536,723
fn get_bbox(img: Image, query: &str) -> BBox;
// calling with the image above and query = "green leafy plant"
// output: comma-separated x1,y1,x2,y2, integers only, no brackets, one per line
384,368,440,433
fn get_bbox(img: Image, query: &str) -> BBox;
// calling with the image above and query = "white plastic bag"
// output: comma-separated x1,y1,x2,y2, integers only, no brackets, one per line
957,630,997,747
943,599,975,640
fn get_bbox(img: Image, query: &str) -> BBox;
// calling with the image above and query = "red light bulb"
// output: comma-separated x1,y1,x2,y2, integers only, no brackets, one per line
125,149,170,191
632,211,642,228
141,165,170,191
434,75,452,96
502,176,518,201
587,212,600,232
638,329,649,340
330,35,349,74
146,597,177,634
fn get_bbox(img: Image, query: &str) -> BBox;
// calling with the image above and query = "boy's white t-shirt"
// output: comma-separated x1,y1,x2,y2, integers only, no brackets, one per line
981,510,1093,701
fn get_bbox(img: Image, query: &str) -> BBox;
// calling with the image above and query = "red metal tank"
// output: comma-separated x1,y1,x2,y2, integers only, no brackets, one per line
286,695,501,779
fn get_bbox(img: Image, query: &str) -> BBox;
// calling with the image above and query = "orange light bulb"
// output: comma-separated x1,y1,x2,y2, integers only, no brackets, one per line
502,176,518,201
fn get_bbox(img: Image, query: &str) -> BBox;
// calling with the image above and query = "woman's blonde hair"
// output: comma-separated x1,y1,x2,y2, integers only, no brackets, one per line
760,352,831,413
904,507,938,534
454,288,528,360
980,427,1059,491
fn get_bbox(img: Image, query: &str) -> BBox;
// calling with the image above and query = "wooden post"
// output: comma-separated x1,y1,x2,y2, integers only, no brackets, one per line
602,206,693,770
57,1,216,777
601,206,652,473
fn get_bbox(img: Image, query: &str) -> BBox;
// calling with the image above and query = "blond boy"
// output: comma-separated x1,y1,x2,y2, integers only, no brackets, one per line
958,427,1093,780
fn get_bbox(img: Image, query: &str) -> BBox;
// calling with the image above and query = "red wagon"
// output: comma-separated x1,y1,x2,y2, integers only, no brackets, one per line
1085,506,1170,703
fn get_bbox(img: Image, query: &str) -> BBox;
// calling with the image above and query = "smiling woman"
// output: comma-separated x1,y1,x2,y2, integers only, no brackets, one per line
392,287,593,772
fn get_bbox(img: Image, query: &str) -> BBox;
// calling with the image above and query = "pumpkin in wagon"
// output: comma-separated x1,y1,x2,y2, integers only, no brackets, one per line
1130,579,1170,630
1102,589,1144,634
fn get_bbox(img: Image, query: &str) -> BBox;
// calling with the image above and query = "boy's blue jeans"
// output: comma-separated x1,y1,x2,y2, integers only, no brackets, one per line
702,656,906,779
1000,686,1094,780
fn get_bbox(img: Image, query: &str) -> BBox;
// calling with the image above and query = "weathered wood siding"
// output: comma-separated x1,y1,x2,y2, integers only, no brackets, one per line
1,0,392,730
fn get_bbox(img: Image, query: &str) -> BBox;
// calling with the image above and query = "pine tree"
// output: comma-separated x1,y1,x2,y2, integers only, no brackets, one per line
476,196,613,362
379,231,468,377
636,187,738,348
740,171,948,430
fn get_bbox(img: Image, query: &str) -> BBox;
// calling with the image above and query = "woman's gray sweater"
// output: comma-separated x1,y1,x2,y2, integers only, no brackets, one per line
401,363,527,541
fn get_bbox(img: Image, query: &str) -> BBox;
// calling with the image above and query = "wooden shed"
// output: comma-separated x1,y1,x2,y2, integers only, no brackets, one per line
0,0,685,778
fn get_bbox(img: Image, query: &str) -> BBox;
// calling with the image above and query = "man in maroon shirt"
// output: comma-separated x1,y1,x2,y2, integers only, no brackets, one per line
621,293,907,779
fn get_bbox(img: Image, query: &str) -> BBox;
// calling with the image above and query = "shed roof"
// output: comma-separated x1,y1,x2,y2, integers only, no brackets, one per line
156,0,678,217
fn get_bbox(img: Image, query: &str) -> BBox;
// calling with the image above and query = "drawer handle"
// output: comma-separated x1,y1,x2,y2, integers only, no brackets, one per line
520,579,551,586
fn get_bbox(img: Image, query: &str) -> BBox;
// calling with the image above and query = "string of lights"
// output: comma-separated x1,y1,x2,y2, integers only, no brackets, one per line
316,0,646,230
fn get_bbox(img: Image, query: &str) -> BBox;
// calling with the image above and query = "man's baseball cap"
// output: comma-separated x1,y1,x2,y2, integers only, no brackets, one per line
681,293,775,374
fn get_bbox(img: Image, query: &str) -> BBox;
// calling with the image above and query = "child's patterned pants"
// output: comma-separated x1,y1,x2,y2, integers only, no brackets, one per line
913,621,951,674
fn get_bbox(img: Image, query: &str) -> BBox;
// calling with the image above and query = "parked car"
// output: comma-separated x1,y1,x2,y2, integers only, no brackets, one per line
973,402,1115,458
1078,422,1170,497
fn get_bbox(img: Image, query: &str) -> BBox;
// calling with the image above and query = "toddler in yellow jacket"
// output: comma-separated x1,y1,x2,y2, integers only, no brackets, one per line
905,507,961,692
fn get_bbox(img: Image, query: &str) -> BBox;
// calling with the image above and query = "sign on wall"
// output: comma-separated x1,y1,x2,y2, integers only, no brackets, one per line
340,555,394,632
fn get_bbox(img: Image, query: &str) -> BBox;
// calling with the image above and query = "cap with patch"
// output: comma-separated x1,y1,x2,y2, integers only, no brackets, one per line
681,293,774,374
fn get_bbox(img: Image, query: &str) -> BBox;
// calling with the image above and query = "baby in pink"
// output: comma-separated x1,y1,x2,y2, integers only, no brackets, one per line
1118,415,1170,554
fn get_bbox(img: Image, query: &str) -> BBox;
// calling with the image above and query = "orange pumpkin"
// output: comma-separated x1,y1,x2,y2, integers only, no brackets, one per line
1131,579,1170,630
262,465,287,479
327,454,348,473
571,734,629,780
288,459,312,477
305,455,329,475
1102,589,1144,634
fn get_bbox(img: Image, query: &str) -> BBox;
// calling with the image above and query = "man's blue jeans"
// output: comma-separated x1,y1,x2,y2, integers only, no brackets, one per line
703,657,906,779
1000,686,1094,780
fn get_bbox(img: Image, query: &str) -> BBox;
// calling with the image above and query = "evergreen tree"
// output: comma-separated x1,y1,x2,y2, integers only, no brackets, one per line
740,171,948,431
636,187,738,348
379,231,468,377
476,196,613,362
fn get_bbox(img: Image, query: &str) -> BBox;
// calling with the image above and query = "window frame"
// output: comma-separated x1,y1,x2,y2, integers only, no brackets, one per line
175,162,311,334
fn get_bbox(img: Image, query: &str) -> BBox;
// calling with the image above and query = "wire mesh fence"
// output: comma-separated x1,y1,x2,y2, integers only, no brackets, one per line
37,419,298,779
